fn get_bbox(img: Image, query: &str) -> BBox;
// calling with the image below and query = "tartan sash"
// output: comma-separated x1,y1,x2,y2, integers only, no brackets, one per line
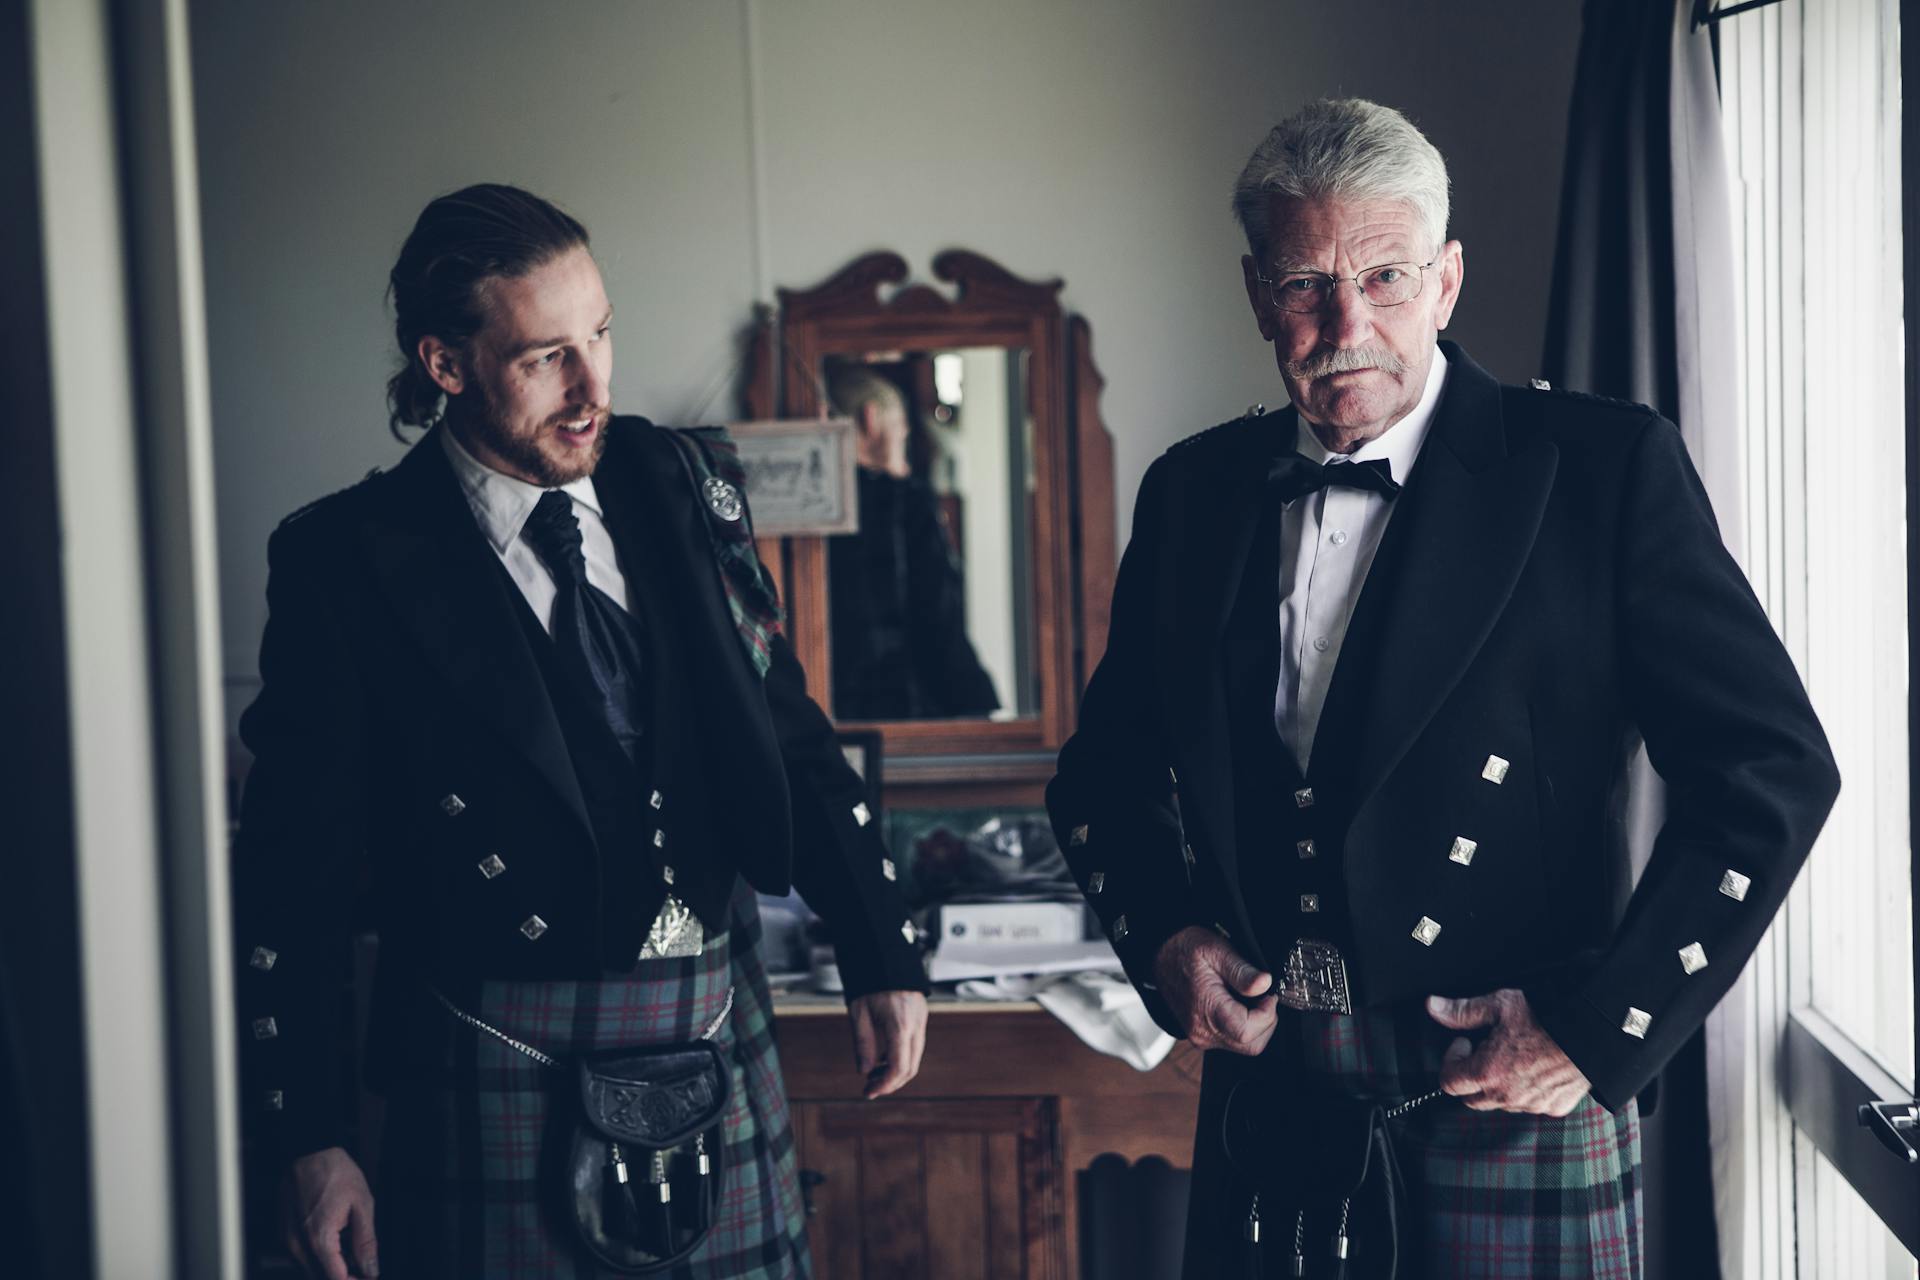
662,428,785,679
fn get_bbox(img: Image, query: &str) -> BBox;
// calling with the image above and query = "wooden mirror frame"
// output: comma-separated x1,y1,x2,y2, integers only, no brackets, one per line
743,249,1115,807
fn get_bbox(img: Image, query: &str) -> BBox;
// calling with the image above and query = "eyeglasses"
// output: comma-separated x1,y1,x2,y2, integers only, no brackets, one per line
1254,259,1436,313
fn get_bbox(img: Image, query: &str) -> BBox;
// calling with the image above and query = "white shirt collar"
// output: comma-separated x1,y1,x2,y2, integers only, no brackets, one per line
439,424,606,554
1294,346,1450,483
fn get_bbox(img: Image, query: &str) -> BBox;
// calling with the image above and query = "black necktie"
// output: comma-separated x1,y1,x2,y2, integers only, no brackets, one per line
1268,454,1401,504
521,490,649,761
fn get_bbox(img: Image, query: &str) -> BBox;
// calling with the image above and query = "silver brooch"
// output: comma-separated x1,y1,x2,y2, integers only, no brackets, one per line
702,477,743,522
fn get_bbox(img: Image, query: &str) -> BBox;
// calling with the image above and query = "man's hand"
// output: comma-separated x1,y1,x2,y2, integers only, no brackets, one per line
849,989,929,1099
1427,989,1592,1116
281,1146,378,1279
1153,926,1279,1055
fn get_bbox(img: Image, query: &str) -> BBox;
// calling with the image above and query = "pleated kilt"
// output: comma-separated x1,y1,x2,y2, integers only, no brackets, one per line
377,885,811,1279
1184,1000,1642,1280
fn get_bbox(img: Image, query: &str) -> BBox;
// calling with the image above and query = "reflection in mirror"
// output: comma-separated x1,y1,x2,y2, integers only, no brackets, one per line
823,349,1036,722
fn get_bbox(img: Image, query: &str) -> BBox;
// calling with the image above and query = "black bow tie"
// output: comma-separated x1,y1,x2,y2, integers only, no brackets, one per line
1268,453,1401,504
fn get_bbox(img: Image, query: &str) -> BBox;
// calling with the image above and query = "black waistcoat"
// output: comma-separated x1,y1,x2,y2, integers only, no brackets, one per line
1227,502,1352,974
503,563,668,961
500,497,743,964
1224,487,1422,1002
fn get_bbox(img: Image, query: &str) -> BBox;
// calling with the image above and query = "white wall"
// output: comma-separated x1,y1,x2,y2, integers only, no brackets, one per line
193,0,1582,692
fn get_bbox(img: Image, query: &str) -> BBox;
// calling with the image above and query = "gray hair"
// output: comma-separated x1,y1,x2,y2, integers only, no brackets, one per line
1231,98,1451,261
827,366,903,419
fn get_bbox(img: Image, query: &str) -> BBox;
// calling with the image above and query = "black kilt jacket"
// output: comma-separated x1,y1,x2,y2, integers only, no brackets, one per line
233,417,926,1165
1047,343,1839,1110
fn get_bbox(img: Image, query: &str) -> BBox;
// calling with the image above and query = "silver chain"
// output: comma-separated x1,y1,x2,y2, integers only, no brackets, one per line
431,985,735,1069
1386,1088,1445,1118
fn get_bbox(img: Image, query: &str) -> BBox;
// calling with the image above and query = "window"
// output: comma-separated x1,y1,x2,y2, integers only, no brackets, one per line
1719,0,1918,1271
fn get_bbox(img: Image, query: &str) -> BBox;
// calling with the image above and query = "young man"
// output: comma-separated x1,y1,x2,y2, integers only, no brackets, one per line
234,184,928,1279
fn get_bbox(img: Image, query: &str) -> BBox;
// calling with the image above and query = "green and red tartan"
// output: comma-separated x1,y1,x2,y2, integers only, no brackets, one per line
1188,1001,1642,1279
377,885,810,1279
662,427,785,680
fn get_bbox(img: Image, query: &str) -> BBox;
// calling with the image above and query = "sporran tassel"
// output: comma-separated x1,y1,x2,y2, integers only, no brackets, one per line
603,1142,644,1241
1241,1192,1263,1280
1329,1197,1352,1280
645,1148,675,1245
689,1133,713,1233
1292,1209,1307,1278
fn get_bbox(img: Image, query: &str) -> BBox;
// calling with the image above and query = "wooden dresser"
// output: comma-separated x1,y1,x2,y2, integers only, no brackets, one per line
772,995,1202,1279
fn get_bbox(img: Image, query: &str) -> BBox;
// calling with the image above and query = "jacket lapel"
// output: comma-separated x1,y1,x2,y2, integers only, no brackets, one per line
360,428,593,840
595,420,790,863
1158,416,1288,900
1314,344,1558,815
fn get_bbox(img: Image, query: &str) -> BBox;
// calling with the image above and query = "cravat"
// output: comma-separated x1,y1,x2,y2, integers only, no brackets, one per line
1268,454,1401,504
520,490,649,761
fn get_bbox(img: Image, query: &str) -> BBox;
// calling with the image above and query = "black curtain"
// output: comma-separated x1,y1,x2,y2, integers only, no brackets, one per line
1542,3,1726,1279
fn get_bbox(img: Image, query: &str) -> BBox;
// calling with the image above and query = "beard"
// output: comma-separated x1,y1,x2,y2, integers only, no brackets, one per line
451,381,608,487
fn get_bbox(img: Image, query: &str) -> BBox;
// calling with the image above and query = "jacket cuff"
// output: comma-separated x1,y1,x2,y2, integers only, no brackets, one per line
1526,985,1645,1112
831,928,930,1001
1108,911,1197,1039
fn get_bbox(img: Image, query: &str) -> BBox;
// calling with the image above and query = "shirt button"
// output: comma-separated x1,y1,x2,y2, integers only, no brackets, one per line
1312,636,1330,652
1329,530,1349,547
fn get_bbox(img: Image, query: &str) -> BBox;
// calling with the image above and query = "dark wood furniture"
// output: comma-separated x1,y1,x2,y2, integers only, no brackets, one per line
743,250,1117,809
775,997,1202,1279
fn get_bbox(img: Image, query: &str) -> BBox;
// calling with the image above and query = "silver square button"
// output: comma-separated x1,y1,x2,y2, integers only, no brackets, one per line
1297,838,1316,859
1449,836,1478,866
901,919,918,944
1088,871,1105,895
882,857,897,882
1482,755,1510,784
1678,942,1708,975
1294,787,1315,809
477,854,506,880
252,1017,278,1040
439,793,466,817
662,865,675,885
1719,869,1752,901
650,790,664,810
1622,1007,1651,1039
652,829,666,848
1300,894,1320,913
853,802,872,827
520,915,548,941
1112,915,1129,942
249,946,278,972
1069,823,1089,846
1411,916,1442,946
264,1089,284,1112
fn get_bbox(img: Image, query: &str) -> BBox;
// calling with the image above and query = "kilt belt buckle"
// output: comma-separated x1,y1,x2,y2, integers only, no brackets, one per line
638,893,705,960
1274,937,1352,1015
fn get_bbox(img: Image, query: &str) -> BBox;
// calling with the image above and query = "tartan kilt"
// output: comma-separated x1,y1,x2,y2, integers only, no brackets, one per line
1183,1000,1642,1280
377,883,811,1279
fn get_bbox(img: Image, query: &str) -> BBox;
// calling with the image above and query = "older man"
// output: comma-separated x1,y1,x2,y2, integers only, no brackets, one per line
825,367,1000,719
1049,99,1837,1278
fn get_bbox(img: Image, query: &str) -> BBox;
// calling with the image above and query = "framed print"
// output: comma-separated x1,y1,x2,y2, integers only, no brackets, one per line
729,418,859,536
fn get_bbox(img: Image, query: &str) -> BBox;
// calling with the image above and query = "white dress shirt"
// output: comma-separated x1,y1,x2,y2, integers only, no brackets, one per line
1276,349,1450,768
440,427,633,631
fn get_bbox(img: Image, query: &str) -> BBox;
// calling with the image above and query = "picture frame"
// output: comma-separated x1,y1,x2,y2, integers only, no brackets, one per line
728,417,859,536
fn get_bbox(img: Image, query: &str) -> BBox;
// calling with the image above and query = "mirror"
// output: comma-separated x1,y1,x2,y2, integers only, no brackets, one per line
822,348,1037,722
743,249,1116,806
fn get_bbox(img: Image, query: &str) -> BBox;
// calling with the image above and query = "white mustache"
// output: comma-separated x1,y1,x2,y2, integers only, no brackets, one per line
1284,347,1409,380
